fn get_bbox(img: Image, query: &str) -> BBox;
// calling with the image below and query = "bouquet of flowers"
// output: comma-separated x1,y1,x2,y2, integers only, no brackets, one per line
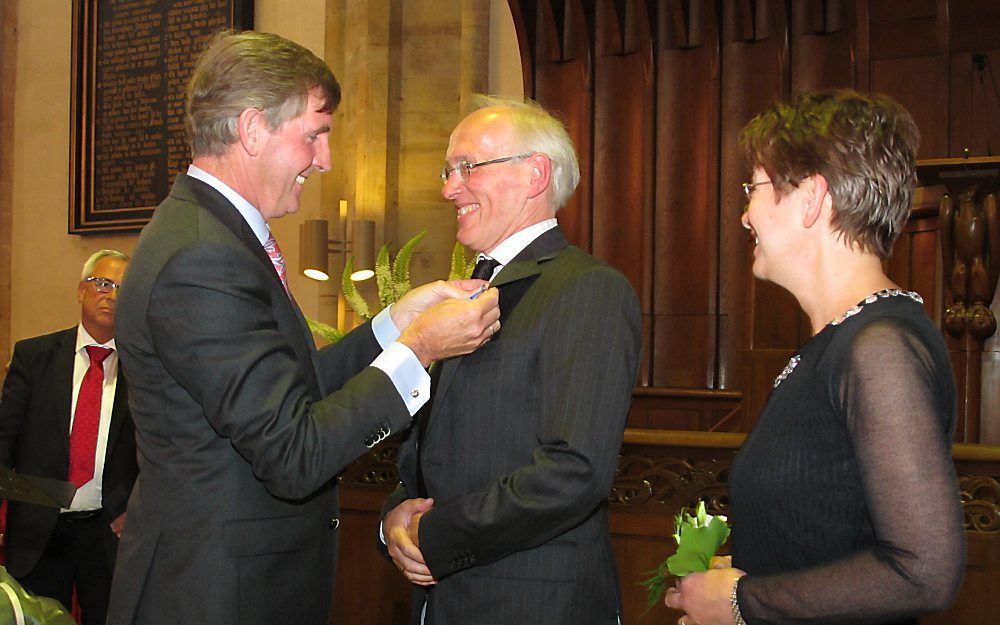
640,501,730,610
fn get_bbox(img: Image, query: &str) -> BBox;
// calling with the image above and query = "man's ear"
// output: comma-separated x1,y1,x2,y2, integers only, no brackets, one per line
237,108,265,156
802,173,829,229
526,153,551,199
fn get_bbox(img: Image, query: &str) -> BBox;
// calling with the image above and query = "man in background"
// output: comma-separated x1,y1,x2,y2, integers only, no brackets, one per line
108,31,499,625
0,249,136,625
381,96,642,624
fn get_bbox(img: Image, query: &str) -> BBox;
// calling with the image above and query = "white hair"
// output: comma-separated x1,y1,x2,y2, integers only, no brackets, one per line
467,95,581,209
81,249,130,279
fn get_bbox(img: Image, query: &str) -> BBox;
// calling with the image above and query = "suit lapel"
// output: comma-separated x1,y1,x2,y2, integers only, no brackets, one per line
53,328,77,457
171,175,320,391
174,174,284,292
428,227,570,423
104,367,129,460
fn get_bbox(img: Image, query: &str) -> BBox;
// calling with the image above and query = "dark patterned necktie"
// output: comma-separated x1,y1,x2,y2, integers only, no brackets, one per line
68,345,113,487
470,256,500,281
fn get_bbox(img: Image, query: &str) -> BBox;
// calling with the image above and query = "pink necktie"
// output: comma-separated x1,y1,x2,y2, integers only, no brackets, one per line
68,346,113,488
263,233,289,291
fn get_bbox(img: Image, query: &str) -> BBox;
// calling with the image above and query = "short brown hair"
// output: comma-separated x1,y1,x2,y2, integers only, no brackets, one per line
186,30,341,157
740,89,920,259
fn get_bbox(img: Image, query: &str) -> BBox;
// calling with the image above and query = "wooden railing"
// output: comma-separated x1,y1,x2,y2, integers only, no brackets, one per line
331,430,1000,625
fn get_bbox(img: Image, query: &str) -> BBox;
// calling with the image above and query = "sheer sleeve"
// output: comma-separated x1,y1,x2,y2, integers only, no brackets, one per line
739,320,965,625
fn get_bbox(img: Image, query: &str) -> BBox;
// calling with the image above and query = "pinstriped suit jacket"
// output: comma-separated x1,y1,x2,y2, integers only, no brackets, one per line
385,226,642,625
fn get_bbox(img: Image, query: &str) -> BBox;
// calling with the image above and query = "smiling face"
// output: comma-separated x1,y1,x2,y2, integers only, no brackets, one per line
741,167,805,285
251,89,332,221
441,110,551,254
78,256,128,344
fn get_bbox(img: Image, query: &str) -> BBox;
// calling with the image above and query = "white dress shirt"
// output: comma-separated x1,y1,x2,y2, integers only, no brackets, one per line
480,218,558,279
67,325,118,512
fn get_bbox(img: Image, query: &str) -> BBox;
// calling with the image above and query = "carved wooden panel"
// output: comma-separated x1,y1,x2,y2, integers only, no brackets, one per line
331,435,1000,625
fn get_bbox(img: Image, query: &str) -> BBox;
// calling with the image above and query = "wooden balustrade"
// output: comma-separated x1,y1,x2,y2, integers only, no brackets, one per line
330,429,1000,625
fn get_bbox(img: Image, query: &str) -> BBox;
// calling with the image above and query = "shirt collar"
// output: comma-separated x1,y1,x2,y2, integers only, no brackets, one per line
76,324,115,352
481,218,558,266
188,164,271,245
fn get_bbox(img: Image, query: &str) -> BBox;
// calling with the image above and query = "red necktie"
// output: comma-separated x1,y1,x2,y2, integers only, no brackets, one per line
263,233,289,292
68,346,113,488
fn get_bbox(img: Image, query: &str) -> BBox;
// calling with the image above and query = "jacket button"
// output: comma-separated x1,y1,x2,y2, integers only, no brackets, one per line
330,517,340,530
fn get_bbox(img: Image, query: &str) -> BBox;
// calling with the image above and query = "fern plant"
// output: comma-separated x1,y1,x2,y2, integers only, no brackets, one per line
310,234,476,343
341,231,427,322
449,242,476,281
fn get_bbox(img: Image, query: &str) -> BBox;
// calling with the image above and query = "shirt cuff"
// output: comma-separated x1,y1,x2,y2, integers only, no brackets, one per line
371,305,401,349
371,342,430,416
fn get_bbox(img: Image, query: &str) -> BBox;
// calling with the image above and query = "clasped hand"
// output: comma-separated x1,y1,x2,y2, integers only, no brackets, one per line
664,556,746,625
394,280,501,367
384,498,436,586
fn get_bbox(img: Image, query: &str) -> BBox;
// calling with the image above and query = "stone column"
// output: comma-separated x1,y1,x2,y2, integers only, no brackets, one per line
321,0,492,330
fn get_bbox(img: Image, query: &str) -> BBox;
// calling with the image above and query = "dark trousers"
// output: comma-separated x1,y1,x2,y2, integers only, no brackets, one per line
17,512,112,625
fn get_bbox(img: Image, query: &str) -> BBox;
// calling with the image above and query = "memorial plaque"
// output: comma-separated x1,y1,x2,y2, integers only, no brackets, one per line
70,0,253,234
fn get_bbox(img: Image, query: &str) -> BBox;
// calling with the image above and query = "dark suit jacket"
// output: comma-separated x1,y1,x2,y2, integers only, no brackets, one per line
107,174,411,625
383,227,642,625
0,326,137,577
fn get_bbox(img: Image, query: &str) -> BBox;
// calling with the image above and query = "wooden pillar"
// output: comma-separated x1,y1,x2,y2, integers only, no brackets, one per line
920,157,1000,443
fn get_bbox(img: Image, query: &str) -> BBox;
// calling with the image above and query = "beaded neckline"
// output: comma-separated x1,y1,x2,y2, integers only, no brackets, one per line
773,288,924,389
829,288,923,326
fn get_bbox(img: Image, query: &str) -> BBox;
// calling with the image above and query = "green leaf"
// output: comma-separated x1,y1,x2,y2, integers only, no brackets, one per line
306,317,344,343
392,231,426,299
448,242,476,281
341,257,371,320
374,243,393,309
639,557,673,612
639,501,731,612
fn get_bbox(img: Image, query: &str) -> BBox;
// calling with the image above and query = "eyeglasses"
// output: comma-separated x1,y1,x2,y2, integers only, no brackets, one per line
741,180,773,199
440,153,533,184
83,276,120,294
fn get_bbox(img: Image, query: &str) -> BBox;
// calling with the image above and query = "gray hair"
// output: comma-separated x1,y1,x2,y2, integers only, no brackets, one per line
186,30,341,157
740,89,920,259
467,95,581,209
81,249,130,280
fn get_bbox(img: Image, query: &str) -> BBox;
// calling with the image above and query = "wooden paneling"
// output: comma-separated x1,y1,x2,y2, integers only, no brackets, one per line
530,0,594,251
948,45,1000,158
719,0,800,389
653,0,722,389
790,0,854,92
625,387,742,431
592,0,655,383
332,433,1000,625
506,0,1000,439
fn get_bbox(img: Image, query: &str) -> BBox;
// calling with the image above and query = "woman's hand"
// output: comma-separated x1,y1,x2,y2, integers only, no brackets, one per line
664,567,746,625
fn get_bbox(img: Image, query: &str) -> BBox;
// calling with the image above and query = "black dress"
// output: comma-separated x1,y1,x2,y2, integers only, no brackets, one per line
729,292,966,625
